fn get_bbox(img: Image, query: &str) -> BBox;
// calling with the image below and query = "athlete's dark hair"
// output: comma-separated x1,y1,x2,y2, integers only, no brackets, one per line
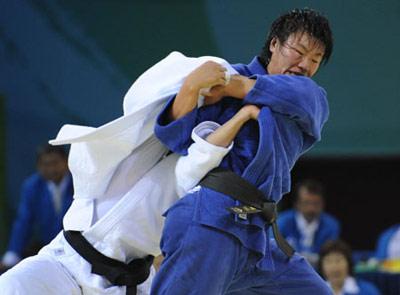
259,8,333,66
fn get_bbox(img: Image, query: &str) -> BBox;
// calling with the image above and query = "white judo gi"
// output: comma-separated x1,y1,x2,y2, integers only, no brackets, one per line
0,52,237,295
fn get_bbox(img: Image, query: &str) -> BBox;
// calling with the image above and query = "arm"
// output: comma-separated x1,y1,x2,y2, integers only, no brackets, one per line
205,105,260,147
175,105,260,196
155,62,227,155
2,181,36,266
170,61,227,120
205,74,329,142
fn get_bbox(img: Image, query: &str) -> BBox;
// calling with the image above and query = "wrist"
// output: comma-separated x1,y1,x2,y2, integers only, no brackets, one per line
182,79,201,95
240,76,256,98
235,108,252,122
226,75,255,99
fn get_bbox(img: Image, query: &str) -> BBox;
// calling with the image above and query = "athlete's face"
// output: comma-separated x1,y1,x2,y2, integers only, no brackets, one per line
267,32,325,78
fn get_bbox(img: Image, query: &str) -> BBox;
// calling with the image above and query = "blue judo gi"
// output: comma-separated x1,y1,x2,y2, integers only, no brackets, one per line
6,173,73,257
152,57,333,294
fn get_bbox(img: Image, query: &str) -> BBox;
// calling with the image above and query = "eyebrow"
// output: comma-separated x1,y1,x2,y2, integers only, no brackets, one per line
297,43,324,56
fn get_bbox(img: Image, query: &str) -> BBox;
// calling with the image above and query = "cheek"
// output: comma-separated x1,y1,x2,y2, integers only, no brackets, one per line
310,64,321,76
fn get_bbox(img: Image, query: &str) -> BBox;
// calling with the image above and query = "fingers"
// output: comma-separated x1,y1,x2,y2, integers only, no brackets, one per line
203,61,227,73
224,71,231,85
217,78,226,86
191,61,230,89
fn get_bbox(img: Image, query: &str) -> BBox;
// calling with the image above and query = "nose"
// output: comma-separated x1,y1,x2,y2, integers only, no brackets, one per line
297,58,312,75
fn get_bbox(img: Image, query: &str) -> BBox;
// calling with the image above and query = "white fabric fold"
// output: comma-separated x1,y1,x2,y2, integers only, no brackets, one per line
175,121,233,197
50,51,238,203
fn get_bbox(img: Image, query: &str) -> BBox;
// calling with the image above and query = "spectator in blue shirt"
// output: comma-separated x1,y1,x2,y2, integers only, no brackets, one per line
0,144,73,272
319,240,381,295
278,179,340,265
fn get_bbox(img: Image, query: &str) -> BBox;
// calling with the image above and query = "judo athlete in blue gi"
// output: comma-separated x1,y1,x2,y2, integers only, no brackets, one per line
151,9,335,294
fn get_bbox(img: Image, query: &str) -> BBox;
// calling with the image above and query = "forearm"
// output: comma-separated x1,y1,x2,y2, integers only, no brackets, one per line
206,105,259,147
223,75,256,99
205,113,248,147
170,83,199,120
170,60,227,120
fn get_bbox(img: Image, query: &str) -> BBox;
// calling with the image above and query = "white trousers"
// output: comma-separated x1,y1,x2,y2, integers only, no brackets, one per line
0,253,80,295
0,248,155,295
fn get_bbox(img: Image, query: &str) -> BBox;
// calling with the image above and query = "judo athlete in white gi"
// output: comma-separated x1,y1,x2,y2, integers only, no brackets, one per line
0,52,238,295
151,8,335,295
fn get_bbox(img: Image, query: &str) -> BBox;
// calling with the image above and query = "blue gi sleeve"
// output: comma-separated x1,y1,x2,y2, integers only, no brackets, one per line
243,75,329,143
155,95,222,155
7,179,36,256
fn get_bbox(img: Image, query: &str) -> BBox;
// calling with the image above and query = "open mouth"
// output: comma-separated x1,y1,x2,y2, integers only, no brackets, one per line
286,70,304,76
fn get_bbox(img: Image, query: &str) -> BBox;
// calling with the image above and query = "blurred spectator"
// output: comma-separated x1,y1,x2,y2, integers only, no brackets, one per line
319,240,381,295
278,179,340,265
0,144,73,272
375,223,400,260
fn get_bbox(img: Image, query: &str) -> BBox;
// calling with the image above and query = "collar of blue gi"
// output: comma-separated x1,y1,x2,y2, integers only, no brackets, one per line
247,57,268,75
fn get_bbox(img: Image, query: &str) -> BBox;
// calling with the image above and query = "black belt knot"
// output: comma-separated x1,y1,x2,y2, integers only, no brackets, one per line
199,168,295,258
63,230,153,295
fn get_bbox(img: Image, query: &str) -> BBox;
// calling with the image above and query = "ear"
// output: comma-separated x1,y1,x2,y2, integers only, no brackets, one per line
269,37,278,54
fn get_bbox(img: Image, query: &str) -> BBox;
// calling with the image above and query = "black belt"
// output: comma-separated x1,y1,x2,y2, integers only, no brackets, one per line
199,168,295,258
63,230,153,295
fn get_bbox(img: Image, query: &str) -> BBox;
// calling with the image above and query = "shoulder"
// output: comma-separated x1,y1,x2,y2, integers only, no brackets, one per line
356,279,381,295
278,209,296,222
22,173,45,189
377,224,400,246
231,63,252,76
380,224,400,237
320,212,340,228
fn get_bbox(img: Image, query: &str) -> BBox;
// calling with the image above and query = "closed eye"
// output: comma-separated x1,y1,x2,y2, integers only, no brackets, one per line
293,48,304,56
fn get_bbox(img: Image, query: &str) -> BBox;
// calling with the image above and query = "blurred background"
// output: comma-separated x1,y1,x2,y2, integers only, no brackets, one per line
0,0,399,289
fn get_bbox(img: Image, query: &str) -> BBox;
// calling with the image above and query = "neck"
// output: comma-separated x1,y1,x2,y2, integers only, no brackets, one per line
331,280,345,294
266,62,275,75
52,174,66,185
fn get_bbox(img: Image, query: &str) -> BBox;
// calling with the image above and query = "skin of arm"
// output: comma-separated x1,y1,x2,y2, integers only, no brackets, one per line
205,105,260,148
203,75,255,105
170,61,228,120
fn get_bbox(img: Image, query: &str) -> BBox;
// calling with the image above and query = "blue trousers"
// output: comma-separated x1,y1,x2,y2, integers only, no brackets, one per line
151,194,333,295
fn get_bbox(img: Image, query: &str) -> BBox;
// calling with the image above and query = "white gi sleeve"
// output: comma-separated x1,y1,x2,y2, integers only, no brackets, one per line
175,121,233,197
